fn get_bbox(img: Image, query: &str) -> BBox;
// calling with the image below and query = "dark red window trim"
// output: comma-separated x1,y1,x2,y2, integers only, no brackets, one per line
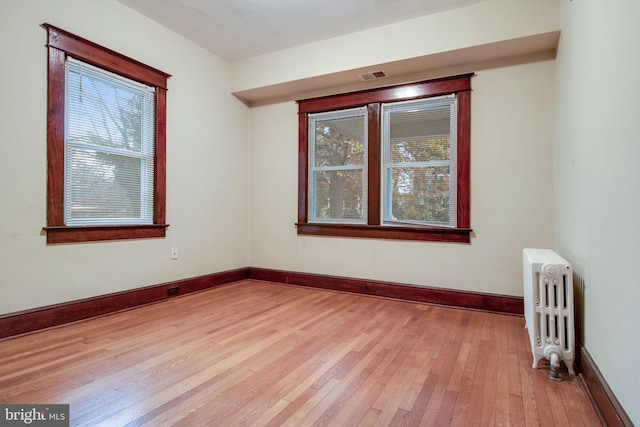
296,74,473,243
43,24,171,244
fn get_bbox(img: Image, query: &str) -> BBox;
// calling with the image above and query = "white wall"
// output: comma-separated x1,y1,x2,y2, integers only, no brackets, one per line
555,0,640,424
249,59,556,297
0,0,250,315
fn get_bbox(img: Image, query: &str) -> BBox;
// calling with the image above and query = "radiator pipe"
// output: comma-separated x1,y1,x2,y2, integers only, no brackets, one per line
547,350,562,381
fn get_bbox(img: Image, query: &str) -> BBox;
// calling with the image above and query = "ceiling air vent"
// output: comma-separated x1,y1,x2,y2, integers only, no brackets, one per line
359,70,388,81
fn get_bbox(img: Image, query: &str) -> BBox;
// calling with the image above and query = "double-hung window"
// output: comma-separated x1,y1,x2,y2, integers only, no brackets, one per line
297,74,472,243
382,95,458,228
44,24,170,244
65,58,155,226
308,107,368,223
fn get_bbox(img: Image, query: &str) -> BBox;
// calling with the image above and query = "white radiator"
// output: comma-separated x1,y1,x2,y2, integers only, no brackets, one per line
523,248,575,380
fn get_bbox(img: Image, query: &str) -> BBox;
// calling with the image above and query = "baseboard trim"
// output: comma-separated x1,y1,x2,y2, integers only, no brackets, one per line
248,267,524,315
0,267,521,341
579,347,633,427
0,267,250,340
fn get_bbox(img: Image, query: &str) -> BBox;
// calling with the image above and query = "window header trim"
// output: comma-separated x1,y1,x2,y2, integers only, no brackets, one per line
297,73,473,114
43,23,170,89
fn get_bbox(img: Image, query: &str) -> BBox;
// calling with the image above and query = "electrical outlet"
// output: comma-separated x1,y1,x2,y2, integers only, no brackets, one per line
168,286,179,296
171,247,178,260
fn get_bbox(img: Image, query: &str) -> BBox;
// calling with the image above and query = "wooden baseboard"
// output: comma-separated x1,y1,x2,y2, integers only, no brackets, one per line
579,347,633,427
1,266,522,340
248,267,524,315
0,268,250,340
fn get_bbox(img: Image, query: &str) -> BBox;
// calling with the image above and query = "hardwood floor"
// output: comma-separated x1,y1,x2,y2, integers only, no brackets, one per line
0,280,601,426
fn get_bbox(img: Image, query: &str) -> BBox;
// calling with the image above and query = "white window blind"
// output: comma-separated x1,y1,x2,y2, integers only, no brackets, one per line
382,95,457,227
64,57,156,225
308,107,368,223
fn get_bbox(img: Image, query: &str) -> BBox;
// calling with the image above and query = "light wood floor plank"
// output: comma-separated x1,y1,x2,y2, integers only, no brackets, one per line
0,280,601,426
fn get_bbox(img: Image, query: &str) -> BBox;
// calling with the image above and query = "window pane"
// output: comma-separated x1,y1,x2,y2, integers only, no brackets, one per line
387,166,450,224
386,102,452,163
68,148,148,221
389,135,450,163
313,117,365,167
312,169,365,221
66,59,153,153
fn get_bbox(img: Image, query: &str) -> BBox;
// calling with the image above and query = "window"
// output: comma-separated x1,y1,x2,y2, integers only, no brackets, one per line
43,24,170,244
297,74,472,243
308,107,368,224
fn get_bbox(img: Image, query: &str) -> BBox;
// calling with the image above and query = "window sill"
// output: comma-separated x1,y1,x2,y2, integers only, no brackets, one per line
296,223,472,243
44,224,169,244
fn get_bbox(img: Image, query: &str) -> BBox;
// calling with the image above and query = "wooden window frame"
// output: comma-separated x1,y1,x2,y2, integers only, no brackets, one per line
43,24,171,244
296,74,473,243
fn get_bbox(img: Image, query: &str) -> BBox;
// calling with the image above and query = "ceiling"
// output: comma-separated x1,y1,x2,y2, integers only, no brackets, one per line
117,0,488,62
